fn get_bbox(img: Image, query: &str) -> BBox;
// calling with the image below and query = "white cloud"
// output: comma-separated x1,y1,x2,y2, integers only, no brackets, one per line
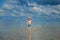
0,9,7,16
0,0,60,18
0,9,5,12
29,3,60,18
31,5,60,14
3,3,13,10
20,13,25,16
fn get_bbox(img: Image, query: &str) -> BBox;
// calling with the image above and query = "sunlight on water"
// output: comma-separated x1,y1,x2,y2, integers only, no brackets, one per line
0,16,60,40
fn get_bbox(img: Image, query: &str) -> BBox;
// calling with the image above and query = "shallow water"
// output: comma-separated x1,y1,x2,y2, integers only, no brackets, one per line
0,16,60,40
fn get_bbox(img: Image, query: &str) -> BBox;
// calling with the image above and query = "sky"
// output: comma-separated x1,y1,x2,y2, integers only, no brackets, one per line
0,0,60,22
0,0,60,40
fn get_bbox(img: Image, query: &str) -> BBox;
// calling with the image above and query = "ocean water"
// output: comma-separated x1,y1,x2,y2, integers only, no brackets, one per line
0,16,60,40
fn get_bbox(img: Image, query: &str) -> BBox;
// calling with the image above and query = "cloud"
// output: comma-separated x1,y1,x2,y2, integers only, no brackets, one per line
27,0,60,5
3,0,60,5
29,3,60,18
0,9,5,11
0,0,60,18
3,3,13,10
0,9,8,16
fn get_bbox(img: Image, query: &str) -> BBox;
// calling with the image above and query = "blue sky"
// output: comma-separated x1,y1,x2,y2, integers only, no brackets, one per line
0,0,5,7
0,0,60,22
0,1,60,40
0,0,60,40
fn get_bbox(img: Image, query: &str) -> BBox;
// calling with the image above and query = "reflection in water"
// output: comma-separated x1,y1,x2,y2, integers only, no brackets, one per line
0,16,60,40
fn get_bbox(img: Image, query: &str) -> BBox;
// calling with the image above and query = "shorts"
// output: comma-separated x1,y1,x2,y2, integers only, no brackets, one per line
28,24,31,27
